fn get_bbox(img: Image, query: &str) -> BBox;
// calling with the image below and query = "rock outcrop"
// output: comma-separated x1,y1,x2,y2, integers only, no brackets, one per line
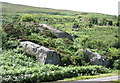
38,24,73,40
84,49,109,67
20,41,61,65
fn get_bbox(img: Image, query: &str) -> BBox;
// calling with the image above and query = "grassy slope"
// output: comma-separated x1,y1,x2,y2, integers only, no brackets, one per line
1,1,118,67
1,2,117,24
1,2,119,82
1,2,117,17
1,2,81,15
1,1,119,62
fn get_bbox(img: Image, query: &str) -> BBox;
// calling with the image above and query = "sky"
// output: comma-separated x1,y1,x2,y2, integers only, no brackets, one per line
1,0,119,15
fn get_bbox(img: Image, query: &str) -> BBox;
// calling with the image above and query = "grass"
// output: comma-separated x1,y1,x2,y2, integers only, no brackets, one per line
1,1,120,83
58,70,119,82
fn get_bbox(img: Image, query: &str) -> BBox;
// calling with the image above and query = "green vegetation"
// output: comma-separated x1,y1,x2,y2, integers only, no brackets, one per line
20,14,35,22
61,70,119,81
0,2,119,82
0,49,110,82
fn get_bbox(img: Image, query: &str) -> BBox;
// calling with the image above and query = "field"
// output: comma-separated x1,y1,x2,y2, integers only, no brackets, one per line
0,2,120,82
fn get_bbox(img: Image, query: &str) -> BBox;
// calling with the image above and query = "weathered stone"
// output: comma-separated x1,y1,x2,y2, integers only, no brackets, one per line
38,24,73,40
72,25,79,28
84,49,109,67
20,41,61,65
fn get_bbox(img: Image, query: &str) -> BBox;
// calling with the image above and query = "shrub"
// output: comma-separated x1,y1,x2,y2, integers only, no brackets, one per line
2,22,37,38
107,48,120,60
20,14,35,22
86,39,107,49
1,31,10,49
113,41,120,48
113,59,120,69
4,40,20,49
72,21,84,28
28,33,51,47
88,23,93,28
106,48,120,69
89,17,98,24
70,55,86,66
60,54,72,66
108,20,113,26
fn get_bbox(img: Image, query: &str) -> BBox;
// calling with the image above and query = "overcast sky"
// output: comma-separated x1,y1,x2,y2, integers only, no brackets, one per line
1,0,119,15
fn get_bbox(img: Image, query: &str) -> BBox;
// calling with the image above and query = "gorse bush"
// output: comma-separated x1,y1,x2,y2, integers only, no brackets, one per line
113,41,120,48
1,29,20,49
1,31,10,49
86,39,107,49
3,40,20,49
70,55,86,66
28,33,53,47
2,22,38,38
89,17,98,24
20,14,35,22
113,59,120,70
106,48,120,68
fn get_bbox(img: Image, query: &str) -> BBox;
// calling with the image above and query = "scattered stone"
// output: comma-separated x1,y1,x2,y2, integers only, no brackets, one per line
84,49,109,67
20,41,61,65
72,25,79,28
38,24,73,40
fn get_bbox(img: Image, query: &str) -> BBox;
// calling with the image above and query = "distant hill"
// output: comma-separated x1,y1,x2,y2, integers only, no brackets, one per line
1,2,113,16
1,2,84,16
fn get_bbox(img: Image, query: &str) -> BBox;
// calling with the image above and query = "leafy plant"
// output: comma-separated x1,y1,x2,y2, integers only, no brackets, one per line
113,59,120,69
20,14,35,22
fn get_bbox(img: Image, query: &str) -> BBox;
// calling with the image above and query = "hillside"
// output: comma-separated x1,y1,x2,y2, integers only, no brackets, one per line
1,2,81,15
1,2,117,17
0,2,120,83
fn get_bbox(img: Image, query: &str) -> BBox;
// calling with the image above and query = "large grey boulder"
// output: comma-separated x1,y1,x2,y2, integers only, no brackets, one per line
38,24,73,40
84,49,109,67
20,41,61,65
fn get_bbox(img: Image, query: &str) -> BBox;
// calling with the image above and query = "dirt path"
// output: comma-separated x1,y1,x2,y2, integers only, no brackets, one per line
65,75,120,83
45,75,120,83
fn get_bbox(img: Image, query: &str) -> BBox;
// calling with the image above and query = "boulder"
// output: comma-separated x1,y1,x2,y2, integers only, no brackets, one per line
20,41,61,65
72,25,79,28
84,49,109,67
38,24,73,40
